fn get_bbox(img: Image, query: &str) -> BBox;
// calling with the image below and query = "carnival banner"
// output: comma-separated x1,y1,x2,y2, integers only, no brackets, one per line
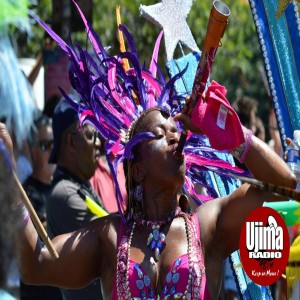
249,0,300,147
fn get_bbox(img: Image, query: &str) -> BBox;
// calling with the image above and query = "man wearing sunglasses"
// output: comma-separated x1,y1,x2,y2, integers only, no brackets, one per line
21,113,62,300
46,98,103,300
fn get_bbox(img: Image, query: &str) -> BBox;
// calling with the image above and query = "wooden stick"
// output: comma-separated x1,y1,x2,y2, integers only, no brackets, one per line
230,174,300,201
13,172,59,260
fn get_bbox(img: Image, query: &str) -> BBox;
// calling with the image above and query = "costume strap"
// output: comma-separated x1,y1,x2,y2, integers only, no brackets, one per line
231,127,253,164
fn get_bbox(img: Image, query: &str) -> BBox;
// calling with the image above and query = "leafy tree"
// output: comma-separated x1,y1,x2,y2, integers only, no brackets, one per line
18,0,299,129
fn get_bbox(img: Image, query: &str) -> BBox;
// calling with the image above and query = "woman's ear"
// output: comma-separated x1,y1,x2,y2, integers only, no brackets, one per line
131,162,145,182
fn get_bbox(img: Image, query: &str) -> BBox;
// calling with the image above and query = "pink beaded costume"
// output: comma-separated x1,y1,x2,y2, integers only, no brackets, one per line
112,213,211,299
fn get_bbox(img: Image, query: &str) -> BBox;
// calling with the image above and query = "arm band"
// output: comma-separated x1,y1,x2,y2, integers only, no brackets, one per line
17,202,30,225
231,127,253,164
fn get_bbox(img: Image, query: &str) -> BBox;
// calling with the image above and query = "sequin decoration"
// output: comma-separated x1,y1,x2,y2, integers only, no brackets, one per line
132,231,191,298
134,264,155,299
163,258,183,298
139,0,200,61
134,207,181,261
147,226,166,260
116,212,205,299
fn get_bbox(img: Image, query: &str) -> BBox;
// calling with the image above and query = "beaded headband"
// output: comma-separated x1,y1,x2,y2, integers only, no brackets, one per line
33,3,249,221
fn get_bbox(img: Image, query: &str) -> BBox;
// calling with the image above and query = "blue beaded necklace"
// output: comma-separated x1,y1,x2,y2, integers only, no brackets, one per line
133,207,181,261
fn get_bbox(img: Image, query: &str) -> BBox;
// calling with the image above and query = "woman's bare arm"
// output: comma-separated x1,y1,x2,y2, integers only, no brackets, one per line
17,218,107,288
216,135,296,257
174,99,296,257
0,122,115,289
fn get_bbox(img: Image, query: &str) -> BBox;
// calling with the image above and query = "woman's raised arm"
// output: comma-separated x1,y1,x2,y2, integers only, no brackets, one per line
216,135,296,257
174,90,296,257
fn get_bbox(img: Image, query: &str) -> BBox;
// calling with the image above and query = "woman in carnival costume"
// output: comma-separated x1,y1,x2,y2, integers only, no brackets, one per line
0,4,297,300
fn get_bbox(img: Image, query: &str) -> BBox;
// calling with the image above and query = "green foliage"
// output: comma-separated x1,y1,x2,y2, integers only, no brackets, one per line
16,0,52,55
20,0,299,121
189,0,269,119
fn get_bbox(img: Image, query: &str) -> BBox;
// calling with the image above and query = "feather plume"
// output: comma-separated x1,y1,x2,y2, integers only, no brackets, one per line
33,2,253,221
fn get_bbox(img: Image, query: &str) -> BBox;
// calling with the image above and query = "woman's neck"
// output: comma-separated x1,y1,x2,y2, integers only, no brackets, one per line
141,193,179,221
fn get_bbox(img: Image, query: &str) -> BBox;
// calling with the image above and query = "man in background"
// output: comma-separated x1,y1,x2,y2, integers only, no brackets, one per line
20,113,62,300
46,98,103,299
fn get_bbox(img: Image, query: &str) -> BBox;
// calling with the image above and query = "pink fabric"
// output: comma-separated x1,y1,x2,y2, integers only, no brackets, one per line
240,130,253,163
125,255,190,297
191,80,245,150
112,212,211,299
90,157,127,213
193,214,211,300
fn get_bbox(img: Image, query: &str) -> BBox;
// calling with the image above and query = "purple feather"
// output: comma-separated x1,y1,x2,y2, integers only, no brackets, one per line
34,2,251,219
123,132,155,159
157,64,188,107
72,0,109,63
118,24,139,59
104,148,126,223
31,13,76,59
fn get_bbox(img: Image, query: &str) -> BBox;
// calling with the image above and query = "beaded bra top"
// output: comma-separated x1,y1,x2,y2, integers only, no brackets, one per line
112,212,210,299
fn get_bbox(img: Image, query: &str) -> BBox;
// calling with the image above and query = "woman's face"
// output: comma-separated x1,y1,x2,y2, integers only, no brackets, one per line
134,110,186,187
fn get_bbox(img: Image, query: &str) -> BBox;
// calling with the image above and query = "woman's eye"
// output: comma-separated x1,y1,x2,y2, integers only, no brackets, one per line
86,133,94,140
155,134,164,139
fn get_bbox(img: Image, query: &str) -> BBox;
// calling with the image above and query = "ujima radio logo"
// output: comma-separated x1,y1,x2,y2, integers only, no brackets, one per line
239,207,290,286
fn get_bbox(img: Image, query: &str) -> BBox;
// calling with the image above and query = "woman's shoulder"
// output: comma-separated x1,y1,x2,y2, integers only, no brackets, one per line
92,213,126,240
194,198,225,250
195,197,224,220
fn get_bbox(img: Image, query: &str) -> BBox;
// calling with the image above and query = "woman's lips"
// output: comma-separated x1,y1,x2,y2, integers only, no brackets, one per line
172,144,185,161
173,150,185,161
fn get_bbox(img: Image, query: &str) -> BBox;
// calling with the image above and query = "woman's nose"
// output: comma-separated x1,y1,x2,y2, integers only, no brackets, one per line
169,132,179,145
94,132,101,147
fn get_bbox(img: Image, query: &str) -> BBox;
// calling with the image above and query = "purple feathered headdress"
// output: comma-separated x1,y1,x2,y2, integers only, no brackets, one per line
32,1,248,220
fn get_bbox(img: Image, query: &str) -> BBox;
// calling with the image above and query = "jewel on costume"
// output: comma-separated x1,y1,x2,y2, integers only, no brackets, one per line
122,212,196,299
134,207,181,261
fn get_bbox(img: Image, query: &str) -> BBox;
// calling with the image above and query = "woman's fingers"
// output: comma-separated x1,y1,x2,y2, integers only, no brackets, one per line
0,123,14,157
174,113,203,134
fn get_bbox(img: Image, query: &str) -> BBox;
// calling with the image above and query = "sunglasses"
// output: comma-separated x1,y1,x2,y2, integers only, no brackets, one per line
39,140,54,152
71,128,101,145
83,130,101,144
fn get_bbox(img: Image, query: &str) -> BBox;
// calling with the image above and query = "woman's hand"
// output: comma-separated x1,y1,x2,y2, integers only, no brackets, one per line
0,122,15,167
173,97,203,134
